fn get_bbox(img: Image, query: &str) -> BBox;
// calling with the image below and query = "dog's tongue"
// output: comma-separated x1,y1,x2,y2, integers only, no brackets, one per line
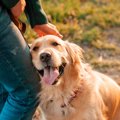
42,67,59,85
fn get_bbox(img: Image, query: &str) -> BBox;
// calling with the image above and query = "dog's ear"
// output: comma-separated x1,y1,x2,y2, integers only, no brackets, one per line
65,41,84,64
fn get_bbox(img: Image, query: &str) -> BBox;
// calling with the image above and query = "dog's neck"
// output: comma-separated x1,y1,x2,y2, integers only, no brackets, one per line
39,63,91,117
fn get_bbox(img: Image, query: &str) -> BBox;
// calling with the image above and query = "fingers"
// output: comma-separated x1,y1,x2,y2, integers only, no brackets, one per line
37,29,62,38
33,24,63,38
48,23,56,28
48,23,63,38
45,26,63,38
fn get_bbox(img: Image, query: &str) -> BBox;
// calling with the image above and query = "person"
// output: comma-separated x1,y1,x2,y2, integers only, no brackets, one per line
0,0,62,120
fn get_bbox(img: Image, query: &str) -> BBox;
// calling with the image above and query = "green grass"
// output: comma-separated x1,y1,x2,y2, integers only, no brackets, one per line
22,0,120,43
41,0,120,42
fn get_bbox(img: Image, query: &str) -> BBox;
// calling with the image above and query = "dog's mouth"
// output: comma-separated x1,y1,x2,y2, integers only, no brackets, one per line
38,63,66,85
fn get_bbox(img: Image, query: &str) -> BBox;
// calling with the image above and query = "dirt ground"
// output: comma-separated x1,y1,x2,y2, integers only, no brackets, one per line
82,27,120,85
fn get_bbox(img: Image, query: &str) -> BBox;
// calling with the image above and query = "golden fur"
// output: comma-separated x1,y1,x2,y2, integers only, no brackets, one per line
30,35,120,120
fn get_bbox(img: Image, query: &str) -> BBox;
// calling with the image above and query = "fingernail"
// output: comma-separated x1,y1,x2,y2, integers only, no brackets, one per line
59,34,63,38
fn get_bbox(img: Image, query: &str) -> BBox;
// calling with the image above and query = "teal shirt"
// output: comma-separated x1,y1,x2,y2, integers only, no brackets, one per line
1,0,48,27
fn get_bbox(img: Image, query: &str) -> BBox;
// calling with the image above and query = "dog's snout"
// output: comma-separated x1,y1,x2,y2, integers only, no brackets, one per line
40,52,51,63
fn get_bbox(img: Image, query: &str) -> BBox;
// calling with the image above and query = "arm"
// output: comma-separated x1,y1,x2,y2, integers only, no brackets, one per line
25,0,62,38
1,0,62,38
0,0,25,18
25,0,48,28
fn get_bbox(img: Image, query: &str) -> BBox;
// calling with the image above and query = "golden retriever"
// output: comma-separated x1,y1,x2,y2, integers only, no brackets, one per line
30,35,120,120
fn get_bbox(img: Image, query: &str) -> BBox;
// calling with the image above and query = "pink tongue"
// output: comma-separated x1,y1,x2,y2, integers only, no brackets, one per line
41,67,59,85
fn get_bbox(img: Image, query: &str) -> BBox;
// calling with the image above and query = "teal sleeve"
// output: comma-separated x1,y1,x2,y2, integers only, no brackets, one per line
0,0,19,9
25,0,48,28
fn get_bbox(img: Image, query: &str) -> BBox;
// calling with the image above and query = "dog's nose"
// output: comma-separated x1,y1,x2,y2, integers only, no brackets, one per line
40,52,51,63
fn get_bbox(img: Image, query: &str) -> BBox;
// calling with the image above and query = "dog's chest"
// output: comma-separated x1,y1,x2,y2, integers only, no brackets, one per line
40,87,75,120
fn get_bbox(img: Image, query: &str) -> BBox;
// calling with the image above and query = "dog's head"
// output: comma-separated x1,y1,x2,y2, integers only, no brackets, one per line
30,35,83,86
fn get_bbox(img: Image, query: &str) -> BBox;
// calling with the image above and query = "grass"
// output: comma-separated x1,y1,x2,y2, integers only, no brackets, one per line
22,0,120,43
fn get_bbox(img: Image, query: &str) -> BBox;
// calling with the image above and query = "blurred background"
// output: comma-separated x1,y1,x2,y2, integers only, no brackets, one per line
22,0,120,84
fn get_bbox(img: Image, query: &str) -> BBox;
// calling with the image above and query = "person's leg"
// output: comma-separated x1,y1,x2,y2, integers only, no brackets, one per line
0,84,8,113
0,7,41,120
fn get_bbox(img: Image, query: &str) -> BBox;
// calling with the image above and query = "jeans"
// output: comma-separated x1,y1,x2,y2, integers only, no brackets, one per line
0,7,41,120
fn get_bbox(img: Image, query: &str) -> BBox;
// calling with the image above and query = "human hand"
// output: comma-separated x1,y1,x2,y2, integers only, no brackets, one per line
10,0,26,18
33,23,63,38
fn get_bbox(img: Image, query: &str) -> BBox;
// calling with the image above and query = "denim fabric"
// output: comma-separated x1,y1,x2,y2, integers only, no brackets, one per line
0,6,41,120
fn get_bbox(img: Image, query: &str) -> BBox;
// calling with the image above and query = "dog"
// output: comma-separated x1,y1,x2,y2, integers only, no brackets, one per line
30,35,120,120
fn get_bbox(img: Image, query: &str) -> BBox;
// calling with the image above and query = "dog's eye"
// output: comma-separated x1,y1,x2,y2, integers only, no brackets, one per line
52,42,60,46
33,46,39,51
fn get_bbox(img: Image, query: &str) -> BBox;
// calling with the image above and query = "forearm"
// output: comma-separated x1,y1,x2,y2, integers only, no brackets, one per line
25,0,48,28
